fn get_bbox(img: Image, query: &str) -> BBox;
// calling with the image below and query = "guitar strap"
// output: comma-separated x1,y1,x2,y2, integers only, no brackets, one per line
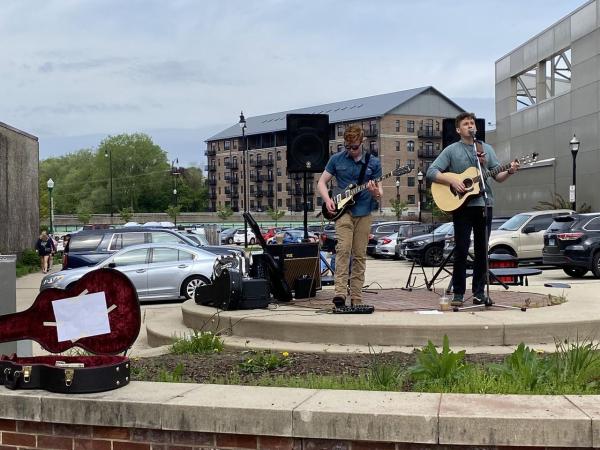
357,153,371,186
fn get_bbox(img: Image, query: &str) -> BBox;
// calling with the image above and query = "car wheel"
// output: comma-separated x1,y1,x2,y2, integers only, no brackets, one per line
490,246,517,257
424,246,443,266
181,275,211,300
227,237,234,244
592,252,600,278
563,266,588,278
249,237,256,245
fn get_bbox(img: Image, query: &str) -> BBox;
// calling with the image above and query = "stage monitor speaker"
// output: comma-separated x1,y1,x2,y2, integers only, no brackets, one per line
286,113,329,173
265,243,321,292
442,117,486,149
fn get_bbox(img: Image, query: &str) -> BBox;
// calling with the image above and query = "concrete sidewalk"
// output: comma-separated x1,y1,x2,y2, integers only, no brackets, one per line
15,259,600,357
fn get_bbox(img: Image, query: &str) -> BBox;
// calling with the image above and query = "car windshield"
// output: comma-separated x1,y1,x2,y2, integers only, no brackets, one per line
433,222,453,235
499,213,531,231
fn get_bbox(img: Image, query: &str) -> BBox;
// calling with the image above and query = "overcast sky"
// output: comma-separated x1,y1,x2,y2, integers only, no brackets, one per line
0,0,588,165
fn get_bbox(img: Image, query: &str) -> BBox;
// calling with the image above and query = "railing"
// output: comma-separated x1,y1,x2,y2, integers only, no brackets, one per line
209,179,217,186
265,159,274,166
205,148,216,156
207,165,217,172
418,149,440,158
417,129,442,139
364,127,378,137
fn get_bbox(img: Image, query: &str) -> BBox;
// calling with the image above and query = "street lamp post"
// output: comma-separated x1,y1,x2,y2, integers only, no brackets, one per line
47,178,54,234
239,111,248,247
569,134,580,211
171,158,179,226
395,179,400,221
104,148,113,220
417,170,424,223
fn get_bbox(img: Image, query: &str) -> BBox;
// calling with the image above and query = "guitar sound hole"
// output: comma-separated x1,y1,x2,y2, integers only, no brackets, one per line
463,179,473,189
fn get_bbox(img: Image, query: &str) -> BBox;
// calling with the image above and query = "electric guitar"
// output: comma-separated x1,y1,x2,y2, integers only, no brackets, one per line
322,165,412,221
431,152,538,212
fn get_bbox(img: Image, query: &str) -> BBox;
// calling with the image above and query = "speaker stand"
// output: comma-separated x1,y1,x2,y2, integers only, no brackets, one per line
303,171,309,240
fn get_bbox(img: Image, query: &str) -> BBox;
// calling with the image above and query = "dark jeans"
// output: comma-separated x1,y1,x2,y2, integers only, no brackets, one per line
452,206,492,296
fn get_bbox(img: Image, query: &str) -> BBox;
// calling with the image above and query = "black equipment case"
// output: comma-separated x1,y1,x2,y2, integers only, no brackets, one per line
0,268,141,393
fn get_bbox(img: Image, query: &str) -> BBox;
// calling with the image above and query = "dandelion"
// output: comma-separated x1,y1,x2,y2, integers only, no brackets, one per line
282,351,289,357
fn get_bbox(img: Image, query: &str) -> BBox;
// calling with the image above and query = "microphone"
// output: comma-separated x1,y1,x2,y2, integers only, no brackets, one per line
468,128,477,138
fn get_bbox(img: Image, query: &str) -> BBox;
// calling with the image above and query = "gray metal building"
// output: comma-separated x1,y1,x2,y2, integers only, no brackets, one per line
493,0,600,215
0,121,39,254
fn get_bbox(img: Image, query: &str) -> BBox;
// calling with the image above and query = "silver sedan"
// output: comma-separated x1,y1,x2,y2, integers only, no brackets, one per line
40,243,219,302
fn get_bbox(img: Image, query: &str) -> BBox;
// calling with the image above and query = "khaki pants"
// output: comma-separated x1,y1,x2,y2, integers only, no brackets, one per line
334,213,372,304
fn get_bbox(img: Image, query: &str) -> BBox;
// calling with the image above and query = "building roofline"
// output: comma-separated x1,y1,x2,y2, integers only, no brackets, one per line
0,121,39,141
495,0,594,64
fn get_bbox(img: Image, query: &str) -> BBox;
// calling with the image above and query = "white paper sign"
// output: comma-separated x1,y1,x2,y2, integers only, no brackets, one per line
52,291,111,342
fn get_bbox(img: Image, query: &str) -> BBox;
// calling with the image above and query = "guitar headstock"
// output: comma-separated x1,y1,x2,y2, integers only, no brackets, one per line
393,165,413,176
518,152,539,166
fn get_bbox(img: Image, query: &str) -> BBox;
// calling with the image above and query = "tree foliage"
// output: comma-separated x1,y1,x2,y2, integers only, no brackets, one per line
39,133,208,218
217,206,234,221
389,198,408,219
534,192,591,213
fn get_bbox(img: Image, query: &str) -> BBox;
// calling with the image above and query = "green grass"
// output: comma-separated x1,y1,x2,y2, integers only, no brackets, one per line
170,331,224,354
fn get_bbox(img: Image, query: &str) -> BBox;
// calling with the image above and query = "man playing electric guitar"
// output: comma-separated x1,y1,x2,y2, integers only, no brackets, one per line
317,124,382,308
426,112,519,307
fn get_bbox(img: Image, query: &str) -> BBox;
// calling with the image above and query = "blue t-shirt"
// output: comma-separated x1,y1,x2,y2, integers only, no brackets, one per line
325,151,382,217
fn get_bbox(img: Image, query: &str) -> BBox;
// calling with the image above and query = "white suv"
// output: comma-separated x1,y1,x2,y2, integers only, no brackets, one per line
480,209,573,263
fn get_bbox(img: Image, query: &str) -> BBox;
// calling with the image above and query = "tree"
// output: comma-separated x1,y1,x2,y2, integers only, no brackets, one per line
389,198,408,220
534,192,591,213
119,207,134,223
267,207,286,225
166,205,181,224
76,201,93,225
217,206,234,222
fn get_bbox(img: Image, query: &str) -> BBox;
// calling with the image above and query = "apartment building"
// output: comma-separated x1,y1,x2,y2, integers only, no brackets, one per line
205,86,464,216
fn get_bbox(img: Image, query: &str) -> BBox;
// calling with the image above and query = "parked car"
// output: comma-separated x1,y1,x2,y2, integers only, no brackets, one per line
481,209,573,263
543,213,600,278
401,222,454,266
267,229,319,244
374,224,434,259
232,228,256,245
442,217,511,261
319,224,338,252
41,243,218,301
367,221,419,256
63,227,243,269
219,228,238,244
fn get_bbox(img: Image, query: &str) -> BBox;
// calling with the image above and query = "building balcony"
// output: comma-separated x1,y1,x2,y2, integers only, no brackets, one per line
231,177,239,184
205,148,216,156
259,174,270,182
224,162,239,170
267,191,274,198
417,129,442,139
209,179,217,186
265,159,274,167
250,160,264,167
364,127,378,137
209,193,217,200
250,174,258,182
207,165,217,172
418,149,441,159
231,192,239,199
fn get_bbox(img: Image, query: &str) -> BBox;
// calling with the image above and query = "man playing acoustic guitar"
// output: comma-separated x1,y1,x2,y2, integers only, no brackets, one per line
317,124,383,308
426,112,519,307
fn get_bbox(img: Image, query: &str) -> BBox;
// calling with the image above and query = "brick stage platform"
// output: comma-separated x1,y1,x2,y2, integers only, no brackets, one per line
289,288,551,312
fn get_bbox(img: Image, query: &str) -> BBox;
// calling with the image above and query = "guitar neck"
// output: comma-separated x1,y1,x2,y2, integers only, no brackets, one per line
483,162,513,180
343,171,396,199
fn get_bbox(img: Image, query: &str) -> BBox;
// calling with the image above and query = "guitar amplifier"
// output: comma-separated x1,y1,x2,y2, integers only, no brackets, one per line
265,243,321,291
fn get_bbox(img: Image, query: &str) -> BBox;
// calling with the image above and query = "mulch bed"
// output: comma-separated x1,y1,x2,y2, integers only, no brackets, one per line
132,350,506,384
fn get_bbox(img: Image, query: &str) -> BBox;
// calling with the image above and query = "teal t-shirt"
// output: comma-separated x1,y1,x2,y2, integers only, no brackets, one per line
426,140,500,207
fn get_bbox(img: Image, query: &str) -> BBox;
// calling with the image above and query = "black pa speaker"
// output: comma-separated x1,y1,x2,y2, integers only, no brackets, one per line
442,118,486,149
286,114,329,173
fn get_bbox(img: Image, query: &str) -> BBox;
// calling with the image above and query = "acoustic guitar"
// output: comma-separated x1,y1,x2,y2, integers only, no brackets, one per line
431,153,538,212
322,165,412,221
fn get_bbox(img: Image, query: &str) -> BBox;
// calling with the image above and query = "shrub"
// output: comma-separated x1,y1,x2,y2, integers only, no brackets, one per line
410,335,466,383
170,331,224,354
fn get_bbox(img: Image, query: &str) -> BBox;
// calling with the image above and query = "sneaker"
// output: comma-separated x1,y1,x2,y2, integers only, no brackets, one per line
450,294,464,307
332,295,346,308
473,294,493,306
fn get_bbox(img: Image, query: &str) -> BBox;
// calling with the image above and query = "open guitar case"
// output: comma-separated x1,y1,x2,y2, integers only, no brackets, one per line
0,268,141,394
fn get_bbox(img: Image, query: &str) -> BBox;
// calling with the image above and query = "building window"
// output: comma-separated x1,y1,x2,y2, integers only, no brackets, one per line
337,144,343,152
408,159,415,168
234,139,238,149
407,177,415,187
224,140,231,150
395,159,401,168
337,124,344,137
407,140,415,152
278,198,282,207
408,194,416,204
277,183,282,192
395,141,400,151
277,168,282,176
407,120,415,133
425,141,434,151
277,151,282,161
395,120,400,132
369,141,377,152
